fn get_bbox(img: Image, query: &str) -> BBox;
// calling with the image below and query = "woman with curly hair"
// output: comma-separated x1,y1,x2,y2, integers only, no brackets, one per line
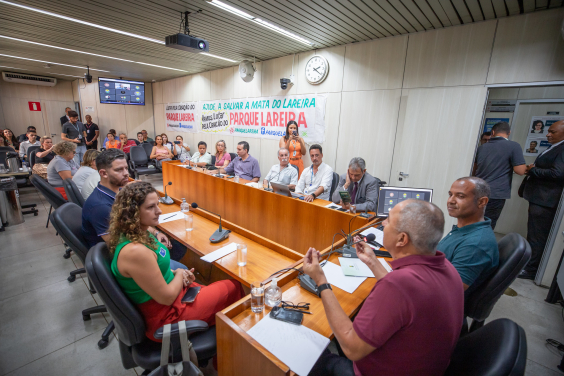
108,182,244,342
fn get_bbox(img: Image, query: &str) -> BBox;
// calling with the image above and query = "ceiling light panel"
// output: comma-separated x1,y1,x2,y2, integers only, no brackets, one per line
0,54,109,72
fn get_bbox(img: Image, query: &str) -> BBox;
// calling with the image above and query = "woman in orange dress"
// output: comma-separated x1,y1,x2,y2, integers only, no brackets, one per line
279,120,307,177
105,133,121,149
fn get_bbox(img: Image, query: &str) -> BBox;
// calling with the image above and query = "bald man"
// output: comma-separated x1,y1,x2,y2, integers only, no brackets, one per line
519,120,564,279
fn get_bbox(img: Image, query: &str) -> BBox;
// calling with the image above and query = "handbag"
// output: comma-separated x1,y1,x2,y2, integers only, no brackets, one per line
32,163,48,180
518,176,529,198
147,321,204,376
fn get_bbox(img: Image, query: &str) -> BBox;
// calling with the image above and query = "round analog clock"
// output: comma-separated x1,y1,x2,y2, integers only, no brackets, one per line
305,55,329,85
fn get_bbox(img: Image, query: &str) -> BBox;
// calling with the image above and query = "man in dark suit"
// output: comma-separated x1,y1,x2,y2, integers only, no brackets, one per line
519,120,564,279
331,157,380,212
60,107,72,126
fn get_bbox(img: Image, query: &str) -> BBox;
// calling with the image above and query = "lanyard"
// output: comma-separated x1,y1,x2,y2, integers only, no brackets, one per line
310,166,316,187
70,122,80,133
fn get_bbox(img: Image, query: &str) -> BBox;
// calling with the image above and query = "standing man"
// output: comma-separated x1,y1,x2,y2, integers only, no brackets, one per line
331,157,379,212
263,148,298,190
60,107,72,126
295,144,333,202
18,128,41,159
519,120,564,279
61,110,87,164
84,115,100,150
219,141,261,182
474,121,526,229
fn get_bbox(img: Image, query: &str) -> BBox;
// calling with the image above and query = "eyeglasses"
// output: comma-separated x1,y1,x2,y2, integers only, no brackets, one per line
280,301,310,310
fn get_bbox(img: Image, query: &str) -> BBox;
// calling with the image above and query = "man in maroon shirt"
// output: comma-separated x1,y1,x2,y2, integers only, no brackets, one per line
119,133,138,154
305,199,464,376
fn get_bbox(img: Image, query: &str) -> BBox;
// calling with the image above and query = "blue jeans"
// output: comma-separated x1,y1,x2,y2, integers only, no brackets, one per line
170,259,187,270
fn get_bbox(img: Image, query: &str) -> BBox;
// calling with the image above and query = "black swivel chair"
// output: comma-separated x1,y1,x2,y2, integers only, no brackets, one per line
229,152,237,161
465,233,531,333
29,150,37,170
129,146,161,179
290,164,299,174
445,318,527,376
50,203,115,349
86,243,217,372
26,145,40,162
63,178,85,208
142,143,153,159
211,155,216,165
329,172,339,199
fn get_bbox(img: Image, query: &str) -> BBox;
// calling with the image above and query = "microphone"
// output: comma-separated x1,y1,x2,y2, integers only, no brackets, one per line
337,213,365,258
265,165,285,191
191,202,230,243
160,182,174,205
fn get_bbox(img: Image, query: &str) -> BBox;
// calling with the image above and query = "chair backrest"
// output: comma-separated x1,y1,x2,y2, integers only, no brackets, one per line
142,143,153,158
50,202,89,263
129,139,140,146
63,178,85,207
86,242,147,347
229,152,237,161
330,172,339,199
291,164,299,174
29,150,37,169
130,146,149,165
0,146,14,152
30,175,67,209
26,145,40,162
0,151,6,166
211,155,216,165
445,318,527,376
465,233,531,322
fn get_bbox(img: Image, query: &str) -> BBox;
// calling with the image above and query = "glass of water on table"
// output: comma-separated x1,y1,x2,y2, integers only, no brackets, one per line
251,282,265,313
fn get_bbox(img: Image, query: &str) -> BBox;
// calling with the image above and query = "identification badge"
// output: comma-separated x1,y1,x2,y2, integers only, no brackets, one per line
293,151,296,156
78,134,82,140
88,129,91,133
159,247,167,257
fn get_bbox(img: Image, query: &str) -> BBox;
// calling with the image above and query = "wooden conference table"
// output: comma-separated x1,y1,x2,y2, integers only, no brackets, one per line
154,161,386,376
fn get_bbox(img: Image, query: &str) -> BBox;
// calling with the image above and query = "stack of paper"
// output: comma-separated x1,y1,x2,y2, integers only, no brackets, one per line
200,242,237,263
158,211,184,224
338,257,375,277
322,261,366,293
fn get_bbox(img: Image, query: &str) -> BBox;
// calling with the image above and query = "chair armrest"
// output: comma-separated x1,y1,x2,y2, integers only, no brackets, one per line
129,160,136,170
153,320,209,339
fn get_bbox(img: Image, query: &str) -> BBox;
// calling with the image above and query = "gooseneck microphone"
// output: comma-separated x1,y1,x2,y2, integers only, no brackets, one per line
160,182,174,205
191,202,231,243
337,213,366,257
340,233,376,258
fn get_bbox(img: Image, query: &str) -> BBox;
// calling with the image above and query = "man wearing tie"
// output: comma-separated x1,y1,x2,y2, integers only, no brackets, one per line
332,157,380,212
519,120,564,279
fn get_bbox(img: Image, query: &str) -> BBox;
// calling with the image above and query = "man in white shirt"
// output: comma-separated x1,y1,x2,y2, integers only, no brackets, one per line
295,144,334,202
189,141,212,167
19,129,41,159
264,148,299,190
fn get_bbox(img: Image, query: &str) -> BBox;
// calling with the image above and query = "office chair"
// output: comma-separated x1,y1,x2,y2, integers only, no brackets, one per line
50,203,115,349
445,318,527,376
129,146,160,179
465,233,531,333
26,145,40,163
86,243,217,371
330,172,339,199
29,150,37,170
63,178,85,208
141,143,153,159
129,138,140,146
211,155,216,165
290,164,299,174
229,152,237,161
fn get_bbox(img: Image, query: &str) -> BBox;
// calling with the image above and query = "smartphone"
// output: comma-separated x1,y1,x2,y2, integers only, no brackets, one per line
226,175,235,179
174,140,181,144
336,207,347,212
181,286,201,304
293,131,298,136
270,306,303,325
339,191,352,204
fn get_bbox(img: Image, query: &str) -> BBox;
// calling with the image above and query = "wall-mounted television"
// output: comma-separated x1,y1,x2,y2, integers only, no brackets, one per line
98,77,145,105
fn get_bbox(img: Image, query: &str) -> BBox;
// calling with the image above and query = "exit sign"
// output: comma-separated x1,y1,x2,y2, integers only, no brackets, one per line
28,101,41,111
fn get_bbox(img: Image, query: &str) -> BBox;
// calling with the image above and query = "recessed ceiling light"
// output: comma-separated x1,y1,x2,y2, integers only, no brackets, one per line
0,35,188,72
47,73,85,78
208,0,254,19
0,54,109,72
200,52,237,62
0,65,28,70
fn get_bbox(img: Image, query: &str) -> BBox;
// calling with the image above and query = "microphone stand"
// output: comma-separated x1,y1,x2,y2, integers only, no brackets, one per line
337,213,363,258
191,203,230,243
160,182,174,205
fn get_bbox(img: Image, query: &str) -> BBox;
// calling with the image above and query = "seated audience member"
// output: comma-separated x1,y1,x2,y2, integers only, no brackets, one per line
32,136,55,179
137,132,147,144
263,148,298,189
105,132,120,149
108,182,244,341
18,129,41,159
118,133,137,153
0,134,14,150
173,135,190,162
150,135,174,169
295,144,333,202
84,115,100,150
305,199,463,376
3,129,19,150
81,149,131,247
331,157,379,212
17,126,36,143
438,177,499,296
72,149,101,191
103,129,117,147
161,134,173,152
188,141,212,167
142,129,153,143
47,141,79,199
214,139,231,168
218,141,261,182
81,167,100,200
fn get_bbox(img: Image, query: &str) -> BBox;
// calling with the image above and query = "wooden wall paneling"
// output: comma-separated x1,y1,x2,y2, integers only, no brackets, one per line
210,133,234,158
403,21,496,88
0,97,5,129
191,72,212,101
211,67,235,101
153,103,166,136
152,81,163,105
342,36,408,92
124,105,154,139
335,89,402,180
162,78,179,104
260,55,299,97
38,80,74,102
258,138,280,179
487,9,564,84
96,102,127,144
79,82,99,124
176,75,193,102
296,46,346,95
42,100,73,143
72,79,80,102
233,62,262,99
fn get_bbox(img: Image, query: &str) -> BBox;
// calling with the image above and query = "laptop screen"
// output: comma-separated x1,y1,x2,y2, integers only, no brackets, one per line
376,186,433,217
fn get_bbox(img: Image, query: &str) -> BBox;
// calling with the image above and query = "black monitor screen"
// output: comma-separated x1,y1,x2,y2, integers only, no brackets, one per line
99,77,145,105
377,186,433,217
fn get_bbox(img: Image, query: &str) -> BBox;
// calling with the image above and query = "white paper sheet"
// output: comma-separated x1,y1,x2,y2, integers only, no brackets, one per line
378,258,393,273
247,314,330,376
338,257,375,278
158,211,184,224
200,242,237,263
361,227,384,245
322,261,366,294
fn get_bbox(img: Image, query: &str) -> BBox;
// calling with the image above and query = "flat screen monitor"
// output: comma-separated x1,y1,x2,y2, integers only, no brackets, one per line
99,77,145,105
376,186,433,217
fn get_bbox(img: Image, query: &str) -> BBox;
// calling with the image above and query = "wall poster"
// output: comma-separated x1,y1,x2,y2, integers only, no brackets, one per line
165,102,199,133
523,116,562,156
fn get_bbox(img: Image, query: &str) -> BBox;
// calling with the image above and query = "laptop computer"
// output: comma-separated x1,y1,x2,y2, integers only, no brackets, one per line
271,182,303,199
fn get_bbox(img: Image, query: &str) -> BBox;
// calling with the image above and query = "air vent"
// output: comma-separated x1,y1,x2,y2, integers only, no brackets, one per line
2,71,57,87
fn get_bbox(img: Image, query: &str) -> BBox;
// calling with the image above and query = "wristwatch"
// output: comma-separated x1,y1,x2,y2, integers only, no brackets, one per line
311,193,317,199
317,283,332,297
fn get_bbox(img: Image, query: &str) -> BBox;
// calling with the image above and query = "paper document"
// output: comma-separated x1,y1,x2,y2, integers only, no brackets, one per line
158,211,184,224
338,257,375,278
322,261,366,294
245,182,261,188
247,314,329,376
361,227,384,245
200,242,237,263
378,258,393,273
324,203,340,210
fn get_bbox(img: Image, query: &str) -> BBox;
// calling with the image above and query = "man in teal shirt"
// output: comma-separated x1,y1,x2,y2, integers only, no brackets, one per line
438,177,499,296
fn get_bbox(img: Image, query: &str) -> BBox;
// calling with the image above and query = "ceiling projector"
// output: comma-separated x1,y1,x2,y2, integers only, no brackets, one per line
165,34,209,53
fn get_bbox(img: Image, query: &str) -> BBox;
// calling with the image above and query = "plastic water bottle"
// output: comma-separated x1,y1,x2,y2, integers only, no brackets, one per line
180,198,193,232
265,277,282,307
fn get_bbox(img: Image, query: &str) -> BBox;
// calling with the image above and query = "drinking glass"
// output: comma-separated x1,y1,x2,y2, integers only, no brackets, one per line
184,213,193,232
234,175,240,183
350,205,357,214
251,282,265,313
263,180,269,190
237,243,247,266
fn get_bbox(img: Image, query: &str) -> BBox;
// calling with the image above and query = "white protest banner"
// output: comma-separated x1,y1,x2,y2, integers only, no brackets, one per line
199,94,327,143
165,102,199,133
